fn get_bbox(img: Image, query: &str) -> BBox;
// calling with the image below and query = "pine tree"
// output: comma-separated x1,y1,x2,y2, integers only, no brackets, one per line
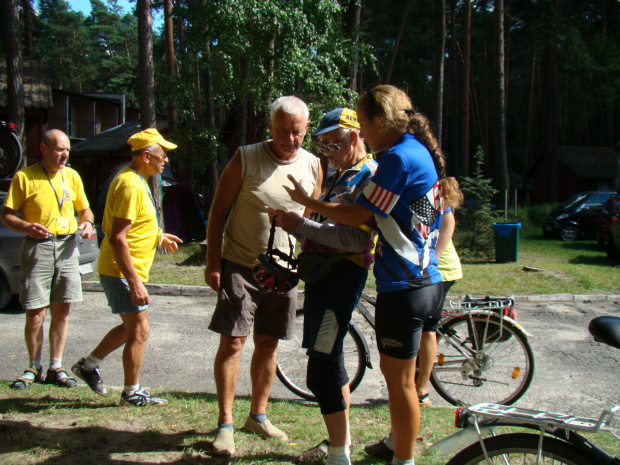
454,146,500,260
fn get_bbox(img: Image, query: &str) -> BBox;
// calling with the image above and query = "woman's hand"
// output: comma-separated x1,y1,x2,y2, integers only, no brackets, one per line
283,175,310,206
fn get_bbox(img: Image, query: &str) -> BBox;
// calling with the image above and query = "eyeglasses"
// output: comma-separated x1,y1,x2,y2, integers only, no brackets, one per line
314,131,351,153
148,150,168,161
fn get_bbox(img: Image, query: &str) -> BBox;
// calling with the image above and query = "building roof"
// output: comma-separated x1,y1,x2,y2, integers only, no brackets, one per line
0,57,53,109
71,119,170,155
557,146,619,179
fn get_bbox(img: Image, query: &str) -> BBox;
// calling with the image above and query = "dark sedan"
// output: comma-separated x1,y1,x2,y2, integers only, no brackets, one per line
542,191,614,241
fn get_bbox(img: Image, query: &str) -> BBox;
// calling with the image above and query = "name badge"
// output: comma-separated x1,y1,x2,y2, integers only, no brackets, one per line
56,217,70,233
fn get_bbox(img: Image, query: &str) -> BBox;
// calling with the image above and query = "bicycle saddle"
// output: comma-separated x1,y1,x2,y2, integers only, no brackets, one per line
588,316,620,350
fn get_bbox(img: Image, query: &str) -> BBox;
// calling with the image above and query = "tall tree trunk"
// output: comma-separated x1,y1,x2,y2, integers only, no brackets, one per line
385,0,411,84
201,0,219,210
264,13,276,108
2,0,25,155
434,0,446,149
461,0,471,177
347,0,362,92
22,0,33,58
204,37,218,209
524,39,538,186
175,0,185,60
494,0,509,197
137,0,164,236
164,0,177,132
544,0,559,202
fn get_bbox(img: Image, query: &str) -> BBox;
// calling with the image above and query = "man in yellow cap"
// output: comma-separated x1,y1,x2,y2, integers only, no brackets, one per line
2,129,95,390
72,128,182,406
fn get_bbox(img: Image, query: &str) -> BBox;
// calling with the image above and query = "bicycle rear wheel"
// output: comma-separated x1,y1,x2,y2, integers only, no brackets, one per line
446,433,596,465
276,309,367,402
431,313,534,406
0,123,23,178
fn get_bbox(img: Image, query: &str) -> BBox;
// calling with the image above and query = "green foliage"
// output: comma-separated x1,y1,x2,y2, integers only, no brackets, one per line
32,0,139,103
454,146,500,260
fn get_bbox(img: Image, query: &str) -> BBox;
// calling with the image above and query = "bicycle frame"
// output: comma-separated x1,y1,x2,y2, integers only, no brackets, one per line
435,311,529,371
431,403,620,464
356,292,530,380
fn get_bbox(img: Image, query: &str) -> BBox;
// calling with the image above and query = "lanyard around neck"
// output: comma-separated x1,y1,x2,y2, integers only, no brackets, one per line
39,162,65,212
130,166,161,227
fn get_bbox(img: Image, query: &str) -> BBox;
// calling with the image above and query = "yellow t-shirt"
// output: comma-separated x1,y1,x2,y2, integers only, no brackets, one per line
97,166,159,282
438,239,463,282
3,164,89,235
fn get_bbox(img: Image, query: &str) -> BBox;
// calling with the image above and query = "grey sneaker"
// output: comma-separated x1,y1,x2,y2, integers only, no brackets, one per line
242,416,288,441
120,387,168,407
71,359,109,397
364,438,393,460
297,440,354,463
212,427,235,456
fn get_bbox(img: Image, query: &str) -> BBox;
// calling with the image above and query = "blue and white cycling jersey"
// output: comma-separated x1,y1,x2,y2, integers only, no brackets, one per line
357,132,443,292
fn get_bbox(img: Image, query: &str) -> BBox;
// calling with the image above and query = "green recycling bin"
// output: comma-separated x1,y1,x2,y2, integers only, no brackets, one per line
492,222,521,263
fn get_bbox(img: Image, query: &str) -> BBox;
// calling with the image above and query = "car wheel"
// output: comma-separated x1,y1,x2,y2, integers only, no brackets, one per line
606,233,620,259
560,225,579,241
0,273,12,311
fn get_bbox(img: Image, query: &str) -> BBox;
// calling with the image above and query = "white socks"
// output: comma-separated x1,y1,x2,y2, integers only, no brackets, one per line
124,383,140,395
85,354,102,370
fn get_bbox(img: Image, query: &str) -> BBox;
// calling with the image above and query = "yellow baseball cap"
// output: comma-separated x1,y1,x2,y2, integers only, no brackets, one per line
127,128,178,152
312,108,360,136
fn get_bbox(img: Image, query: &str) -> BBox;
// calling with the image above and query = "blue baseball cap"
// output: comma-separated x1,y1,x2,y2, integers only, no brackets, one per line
312,108,360,137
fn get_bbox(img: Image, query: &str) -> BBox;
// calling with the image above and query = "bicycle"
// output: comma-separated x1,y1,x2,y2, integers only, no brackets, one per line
276,291,535,407
431,315,620,465
0,121,23,179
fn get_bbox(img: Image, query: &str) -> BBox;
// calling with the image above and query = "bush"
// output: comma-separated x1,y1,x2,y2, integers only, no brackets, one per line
454,146,501,260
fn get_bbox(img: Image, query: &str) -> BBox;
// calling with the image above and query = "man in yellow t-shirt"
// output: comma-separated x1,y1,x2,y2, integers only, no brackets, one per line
1,129,95,390
71,128,182,407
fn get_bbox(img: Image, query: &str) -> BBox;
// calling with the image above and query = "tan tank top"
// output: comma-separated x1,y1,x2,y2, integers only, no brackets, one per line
222,141,321,268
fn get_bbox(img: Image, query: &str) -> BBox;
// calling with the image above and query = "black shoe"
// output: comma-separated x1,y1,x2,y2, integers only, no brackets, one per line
364,438,394,460
71,358,109,397
121,388,168,406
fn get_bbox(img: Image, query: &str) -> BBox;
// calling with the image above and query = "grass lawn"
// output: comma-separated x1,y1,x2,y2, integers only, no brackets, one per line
1,384,618,464
148,227,620,296
35,219,616,464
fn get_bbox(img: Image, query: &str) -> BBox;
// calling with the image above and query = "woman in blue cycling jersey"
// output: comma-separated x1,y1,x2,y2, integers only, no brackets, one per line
284,85,459,465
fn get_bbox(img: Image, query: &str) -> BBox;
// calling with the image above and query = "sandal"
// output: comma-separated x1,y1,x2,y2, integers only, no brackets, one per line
10,367,43,390
419,392,432,406
45,368,77,388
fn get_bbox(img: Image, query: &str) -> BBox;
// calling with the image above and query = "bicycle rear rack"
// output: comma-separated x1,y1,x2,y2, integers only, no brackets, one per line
467,403,620,435
449,296,514,310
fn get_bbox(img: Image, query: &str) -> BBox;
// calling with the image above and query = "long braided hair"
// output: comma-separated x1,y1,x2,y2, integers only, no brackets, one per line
357,85,462,208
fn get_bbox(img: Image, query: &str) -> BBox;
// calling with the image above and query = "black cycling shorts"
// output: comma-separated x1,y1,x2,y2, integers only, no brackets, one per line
375,282,444,359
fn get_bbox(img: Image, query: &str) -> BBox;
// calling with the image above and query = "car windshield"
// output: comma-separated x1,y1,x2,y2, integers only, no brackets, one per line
559,194,587,210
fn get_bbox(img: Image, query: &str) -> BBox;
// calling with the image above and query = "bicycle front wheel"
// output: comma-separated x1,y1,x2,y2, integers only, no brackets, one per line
446,433,597,465
276,309,368,402
0,124,22,178
431,313,535,406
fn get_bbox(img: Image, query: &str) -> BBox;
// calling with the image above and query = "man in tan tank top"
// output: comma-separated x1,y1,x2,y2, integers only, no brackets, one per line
204,96,323,456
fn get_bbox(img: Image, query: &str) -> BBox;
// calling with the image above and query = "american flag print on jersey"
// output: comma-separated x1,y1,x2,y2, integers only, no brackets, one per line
409,181,442,239
366,182,399,215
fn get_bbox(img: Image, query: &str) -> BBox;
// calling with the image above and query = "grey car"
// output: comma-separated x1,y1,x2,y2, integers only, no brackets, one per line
0,191,99,310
